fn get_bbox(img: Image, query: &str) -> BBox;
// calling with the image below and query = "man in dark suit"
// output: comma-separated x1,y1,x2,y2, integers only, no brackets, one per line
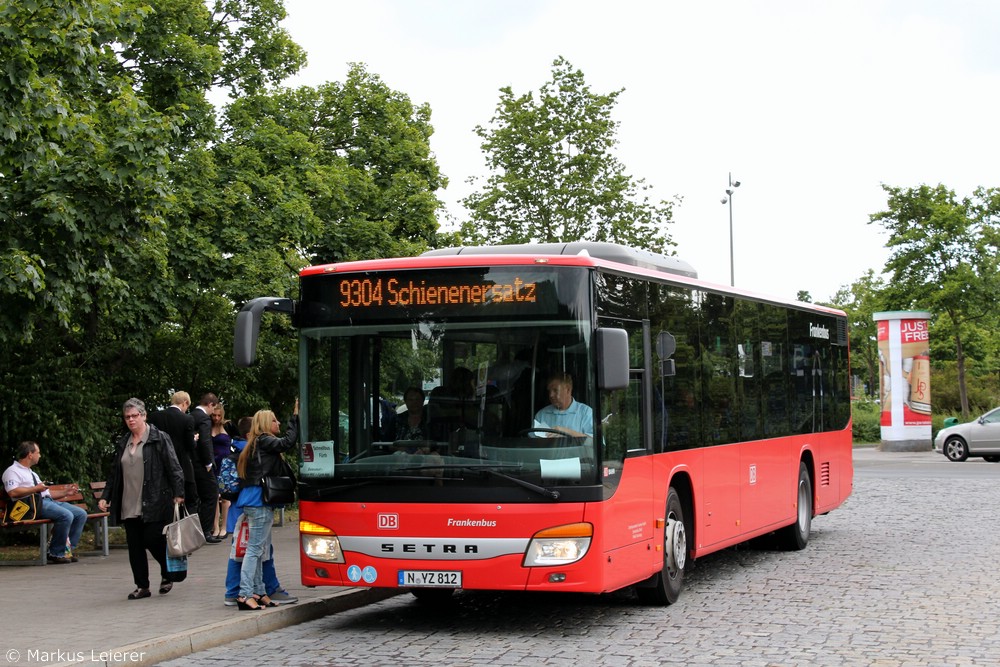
147,391,199,519
191,392,222,543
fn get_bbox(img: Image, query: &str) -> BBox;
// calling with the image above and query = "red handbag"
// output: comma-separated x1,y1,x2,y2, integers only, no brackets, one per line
234,514,250,560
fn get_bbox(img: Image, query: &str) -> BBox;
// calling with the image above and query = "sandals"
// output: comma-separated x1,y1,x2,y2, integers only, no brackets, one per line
255,594,279,608
159,579,173,595
128,588,151,600
236,596,262,611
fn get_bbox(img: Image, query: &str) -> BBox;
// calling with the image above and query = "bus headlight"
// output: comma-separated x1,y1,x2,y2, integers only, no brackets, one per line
523,522,593,566
300,520,345,563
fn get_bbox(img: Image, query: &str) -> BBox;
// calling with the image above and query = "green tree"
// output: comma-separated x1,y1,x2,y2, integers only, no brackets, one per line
0,0,446,480
829,270,887,399
870,183,1000,418
145,64,447,419
461,57,676,253
0,0,175,347
219,64,445,266
0,0,305,480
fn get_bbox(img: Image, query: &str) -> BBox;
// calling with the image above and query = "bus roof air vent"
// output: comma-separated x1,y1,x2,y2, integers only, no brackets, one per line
422,242,697,279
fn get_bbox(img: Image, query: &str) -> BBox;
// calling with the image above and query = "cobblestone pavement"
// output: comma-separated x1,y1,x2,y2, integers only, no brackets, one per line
155,449,1000,667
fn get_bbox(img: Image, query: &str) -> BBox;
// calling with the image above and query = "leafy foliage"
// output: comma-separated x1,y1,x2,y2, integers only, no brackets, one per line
0,1,442,481
217,64,445,267
930,361,999,416
850,400,881,444
869,183,1000,418
0,0,176,347
829,270,888,399
461,57,676,253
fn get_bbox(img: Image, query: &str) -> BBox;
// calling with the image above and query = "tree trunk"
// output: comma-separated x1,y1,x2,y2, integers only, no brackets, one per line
867,348,878,398
955,329,969,420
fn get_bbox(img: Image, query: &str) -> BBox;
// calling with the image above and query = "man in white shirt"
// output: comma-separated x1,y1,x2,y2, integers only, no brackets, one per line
533,372,594,438
2,441,87,563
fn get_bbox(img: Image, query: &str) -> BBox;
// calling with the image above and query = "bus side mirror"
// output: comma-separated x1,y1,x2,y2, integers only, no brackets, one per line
234,297,294,367
596,328,629,391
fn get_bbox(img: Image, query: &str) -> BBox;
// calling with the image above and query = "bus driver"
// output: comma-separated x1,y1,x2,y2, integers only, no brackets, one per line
533,372,594,438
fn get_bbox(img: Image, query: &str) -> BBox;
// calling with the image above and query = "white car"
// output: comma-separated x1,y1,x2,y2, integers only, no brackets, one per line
933,407,1000,462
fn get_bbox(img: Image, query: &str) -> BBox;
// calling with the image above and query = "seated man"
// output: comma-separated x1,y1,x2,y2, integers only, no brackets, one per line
2,440,88,563
533,372,594,438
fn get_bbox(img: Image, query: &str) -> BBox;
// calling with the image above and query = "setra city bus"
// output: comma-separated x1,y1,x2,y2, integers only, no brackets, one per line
234,241,853,604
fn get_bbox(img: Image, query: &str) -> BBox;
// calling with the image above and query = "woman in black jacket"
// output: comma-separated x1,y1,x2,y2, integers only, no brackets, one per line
99,398,185,600
234,399,298,610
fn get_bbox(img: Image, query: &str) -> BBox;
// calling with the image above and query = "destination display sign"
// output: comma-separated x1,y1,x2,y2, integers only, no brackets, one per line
338,275,538,309
299,267,586,325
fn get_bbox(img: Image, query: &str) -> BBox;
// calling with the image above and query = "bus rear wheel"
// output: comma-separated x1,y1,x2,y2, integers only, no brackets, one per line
636,487,687,605
777,461,812,551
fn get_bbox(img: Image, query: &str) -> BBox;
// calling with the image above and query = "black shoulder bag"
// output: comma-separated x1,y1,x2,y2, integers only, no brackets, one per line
256,440,296,506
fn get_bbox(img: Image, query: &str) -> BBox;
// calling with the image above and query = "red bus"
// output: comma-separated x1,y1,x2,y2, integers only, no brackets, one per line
234,242,852,604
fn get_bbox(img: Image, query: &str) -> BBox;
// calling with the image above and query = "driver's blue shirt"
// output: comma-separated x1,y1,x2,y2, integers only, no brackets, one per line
534,399,594,437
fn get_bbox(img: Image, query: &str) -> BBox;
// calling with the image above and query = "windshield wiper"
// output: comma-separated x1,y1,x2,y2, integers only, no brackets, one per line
477,467,561,500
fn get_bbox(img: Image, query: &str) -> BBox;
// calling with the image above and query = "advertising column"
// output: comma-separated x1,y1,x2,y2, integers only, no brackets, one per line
874,310,932,451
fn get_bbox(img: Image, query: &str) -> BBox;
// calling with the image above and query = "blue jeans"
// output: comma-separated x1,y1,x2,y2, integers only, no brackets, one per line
39,497,88,558
226,544,280,598
238,505,272,598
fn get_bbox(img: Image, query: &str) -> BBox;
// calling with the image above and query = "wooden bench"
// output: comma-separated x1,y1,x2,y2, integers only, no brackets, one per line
0,484,110,566
88,481,127,551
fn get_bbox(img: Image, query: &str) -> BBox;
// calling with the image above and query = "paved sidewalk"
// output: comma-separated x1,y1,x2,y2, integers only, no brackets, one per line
1,516,397,667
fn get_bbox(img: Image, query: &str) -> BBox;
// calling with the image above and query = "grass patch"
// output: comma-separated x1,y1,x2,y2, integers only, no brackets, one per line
0,526,127,561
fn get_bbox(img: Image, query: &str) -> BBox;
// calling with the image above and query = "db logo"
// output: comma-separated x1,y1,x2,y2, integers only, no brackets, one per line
378,513,399,530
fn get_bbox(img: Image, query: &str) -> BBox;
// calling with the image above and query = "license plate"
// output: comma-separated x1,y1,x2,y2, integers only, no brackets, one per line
398,570,462,588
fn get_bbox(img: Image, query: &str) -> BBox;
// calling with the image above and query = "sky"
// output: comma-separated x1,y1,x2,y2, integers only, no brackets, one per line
277,0,1000,303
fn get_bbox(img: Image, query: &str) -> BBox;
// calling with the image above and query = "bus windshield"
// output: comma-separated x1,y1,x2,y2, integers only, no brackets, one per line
298,317,600,496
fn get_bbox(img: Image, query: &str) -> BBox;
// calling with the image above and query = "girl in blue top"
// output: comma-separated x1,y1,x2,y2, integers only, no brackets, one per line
234,399,298,610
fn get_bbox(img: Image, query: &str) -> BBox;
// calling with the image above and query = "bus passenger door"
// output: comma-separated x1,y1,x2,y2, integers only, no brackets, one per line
596,323,657,590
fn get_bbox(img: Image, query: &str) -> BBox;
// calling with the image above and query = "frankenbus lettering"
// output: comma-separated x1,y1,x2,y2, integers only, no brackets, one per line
809,322,830,339
446,518,497,527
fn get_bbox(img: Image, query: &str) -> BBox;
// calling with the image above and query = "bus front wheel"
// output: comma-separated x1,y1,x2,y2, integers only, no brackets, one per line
777,461,813,551
636,487,687,605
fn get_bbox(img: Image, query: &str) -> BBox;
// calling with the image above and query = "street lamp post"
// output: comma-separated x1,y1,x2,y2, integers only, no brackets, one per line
720,172,741,286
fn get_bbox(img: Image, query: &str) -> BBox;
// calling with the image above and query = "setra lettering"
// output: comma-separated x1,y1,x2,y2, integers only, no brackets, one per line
381,543,479,554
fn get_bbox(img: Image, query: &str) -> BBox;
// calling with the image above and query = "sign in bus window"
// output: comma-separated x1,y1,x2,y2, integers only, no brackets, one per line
301,440,337,477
